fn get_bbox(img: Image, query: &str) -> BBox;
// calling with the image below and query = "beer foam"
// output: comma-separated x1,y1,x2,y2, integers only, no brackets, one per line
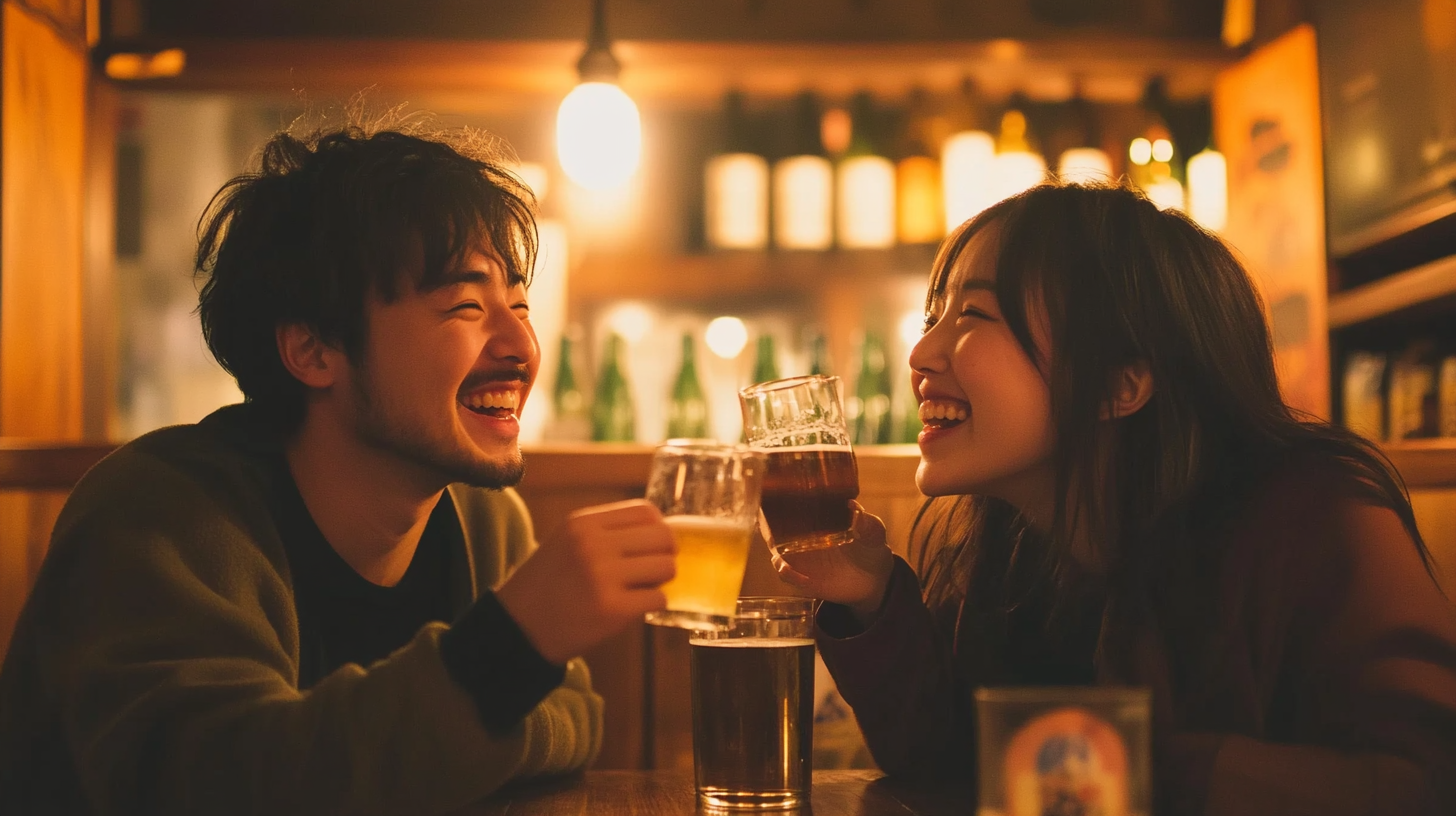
751,443,852,452
688,637,816,647
665,515,752,533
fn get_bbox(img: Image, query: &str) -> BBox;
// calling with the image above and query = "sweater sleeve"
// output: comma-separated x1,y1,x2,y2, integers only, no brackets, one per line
814,556,974,779
1173,497,1456,816
44,453,597,816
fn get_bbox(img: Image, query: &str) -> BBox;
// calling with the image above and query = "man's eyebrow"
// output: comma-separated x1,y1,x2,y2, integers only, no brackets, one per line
436,269,491,287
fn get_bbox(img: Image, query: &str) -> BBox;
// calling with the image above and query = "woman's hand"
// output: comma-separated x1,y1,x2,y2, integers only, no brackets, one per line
769,502,896,624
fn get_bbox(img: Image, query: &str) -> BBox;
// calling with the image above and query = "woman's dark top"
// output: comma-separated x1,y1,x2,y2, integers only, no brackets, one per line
816,456,1456,816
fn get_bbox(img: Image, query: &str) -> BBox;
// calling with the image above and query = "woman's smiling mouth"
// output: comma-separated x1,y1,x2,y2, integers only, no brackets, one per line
919,399,969,429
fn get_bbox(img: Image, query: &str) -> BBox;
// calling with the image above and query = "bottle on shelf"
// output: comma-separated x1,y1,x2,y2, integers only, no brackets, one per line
772,92,834,251
667,333,711,439
751,333,781,386
591,333,636,442
545,334,591,442
850,332,892,445
1388,339,1439,442
894,88,945,245
808,332,831,377
837,91,897,249
704,90,769,250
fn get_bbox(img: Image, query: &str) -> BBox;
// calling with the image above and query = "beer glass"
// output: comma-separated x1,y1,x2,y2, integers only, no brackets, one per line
690,597,815,810
975,687,1152,816
644,440,765,632
739,375,860,553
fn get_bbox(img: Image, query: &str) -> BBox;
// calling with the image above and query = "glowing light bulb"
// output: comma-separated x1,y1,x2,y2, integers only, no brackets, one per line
705,317,749,359
1146,178,1186,212
1129,138,1153,166
1187,148,1228,231
898,310,926,349
1152,138,1174,163
1057,148,1112,184
556,82,642,191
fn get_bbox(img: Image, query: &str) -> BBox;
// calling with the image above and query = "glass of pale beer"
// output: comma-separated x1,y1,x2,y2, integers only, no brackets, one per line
644,440,765,632
739,375,860,553
690,597,815,810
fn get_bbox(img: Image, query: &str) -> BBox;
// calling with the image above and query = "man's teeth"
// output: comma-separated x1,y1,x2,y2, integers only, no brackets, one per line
918,400,969,423
461,391,519,413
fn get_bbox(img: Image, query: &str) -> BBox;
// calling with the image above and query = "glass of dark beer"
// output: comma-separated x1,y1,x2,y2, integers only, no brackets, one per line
739,375,859,553
690,597,815,810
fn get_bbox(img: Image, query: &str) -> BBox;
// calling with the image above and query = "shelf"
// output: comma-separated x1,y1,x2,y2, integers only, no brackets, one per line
1383,439,1456,490
1327,252,1456,329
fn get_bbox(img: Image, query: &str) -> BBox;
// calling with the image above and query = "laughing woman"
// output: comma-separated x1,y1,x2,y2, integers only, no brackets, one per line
775,183,1456,815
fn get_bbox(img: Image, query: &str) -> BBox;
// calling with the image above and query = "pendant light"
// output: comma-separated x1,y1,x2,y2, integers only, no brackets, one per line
837,91,896,249
556,0,642,192
705,91,769,249
773,92,834,250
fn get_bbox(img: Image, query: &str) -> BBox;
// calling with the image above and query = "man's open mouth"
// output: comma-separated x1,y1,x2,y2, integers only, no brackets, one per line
459,390,520,419
918,399,969,429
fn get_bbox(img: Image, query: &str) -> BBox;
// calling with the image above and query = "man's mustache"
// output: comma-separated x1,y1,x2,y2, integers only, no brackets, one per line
458,366,531,393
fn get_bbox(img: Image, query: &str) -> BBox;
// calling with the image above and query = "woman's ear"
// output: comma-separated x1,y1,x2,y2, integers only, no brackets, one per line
1103,361,1154,419
276,323,342,390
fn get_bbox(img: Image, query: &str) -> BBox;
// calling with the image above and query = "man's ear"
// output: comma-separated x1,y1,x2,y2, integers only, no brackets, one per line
1103,360,1154,420
276,323,342,390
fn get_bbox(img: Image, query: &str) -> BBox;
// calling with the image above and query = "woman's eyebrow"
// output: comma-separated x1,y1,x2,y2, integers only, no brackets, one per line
961,280,996,292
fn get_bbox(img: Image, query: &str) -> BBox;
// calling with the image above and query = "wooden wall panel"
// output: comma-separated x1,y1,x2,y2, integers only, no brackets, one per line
0,0,90,657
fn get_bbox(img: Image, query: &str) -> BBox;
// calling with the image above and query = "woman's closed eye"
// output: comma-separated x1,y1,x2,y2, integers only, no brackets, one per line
958,304,995,321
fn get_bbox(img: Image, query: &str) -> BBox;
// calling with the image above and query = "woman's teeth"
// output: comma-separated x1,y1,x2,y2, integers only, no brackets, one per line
918,399,968,427
460,390,519,416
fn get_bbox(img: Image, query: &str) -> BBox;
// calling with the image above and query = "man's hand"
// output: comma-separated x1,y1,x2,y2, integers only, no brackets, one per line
496,500,676,665
771,502,896,626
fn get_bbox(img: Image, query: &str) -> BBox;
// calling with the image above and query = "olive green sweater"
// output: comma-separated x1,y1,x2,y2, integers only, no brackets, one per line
0,412,603,815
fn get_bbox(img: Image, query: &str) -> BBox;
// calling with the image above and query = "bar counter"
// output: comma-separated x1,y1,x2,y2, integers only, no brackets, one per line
450,771,972,816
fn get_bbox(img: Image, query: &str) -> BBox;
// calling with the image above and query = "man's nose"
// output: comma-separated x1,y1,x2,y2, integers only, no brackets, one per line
483,305,538,365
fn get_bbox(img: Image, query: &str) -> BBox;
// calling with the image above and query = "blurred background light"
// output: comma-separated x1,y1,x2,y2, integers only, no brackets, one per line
705,316,749,359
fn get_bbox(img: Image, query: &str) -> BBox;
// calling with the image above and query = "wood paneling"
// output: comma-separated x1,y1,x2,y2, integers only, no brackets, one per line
0,0,91,658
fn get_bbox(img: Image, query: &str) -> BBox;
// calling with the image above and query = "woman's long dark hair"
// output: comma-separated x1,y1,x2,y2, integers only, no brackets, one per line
910,182,1430,673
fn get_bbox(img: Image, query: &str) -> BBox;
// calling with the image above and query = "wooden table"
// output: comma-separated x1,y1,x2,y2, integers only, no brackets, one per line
455,770,973,815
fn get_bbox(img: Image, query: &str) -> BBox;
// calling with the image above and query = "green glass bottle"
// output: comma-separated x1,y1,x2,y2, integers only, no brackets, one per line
851,332,892,445
667,334,710,439
751,334,780,385
591,333,636,442
548,334,590,441
808,333,830,377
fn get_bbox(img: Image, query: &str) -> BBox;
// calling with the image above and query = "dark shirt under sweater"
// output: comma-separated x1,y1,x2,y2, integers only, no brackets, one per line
239,406,564,732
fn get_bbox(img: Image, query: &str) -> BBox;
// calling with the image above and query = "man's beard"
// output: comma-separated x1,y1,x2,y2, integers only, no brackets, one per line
350,367,525,489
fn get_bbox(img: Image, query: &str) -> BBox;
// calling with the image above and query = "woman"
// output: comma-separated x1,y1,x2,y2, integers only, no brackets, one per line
777,183,1456,815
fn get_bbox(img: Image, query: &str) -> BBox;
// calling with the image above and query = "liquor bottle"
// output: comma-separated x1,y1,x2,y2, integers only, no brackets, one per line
751,334,780,385
851,333,892,445
837,91,897,249
808,332,830,377
894,88,945,245
546,334,591,442
773,92,833,250
667,334,710,439
705,91,769,250
591,333,636,442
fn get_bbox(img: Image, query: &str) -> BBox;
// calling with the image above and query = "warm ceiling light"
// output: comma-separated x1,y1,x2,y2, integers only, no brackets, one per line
104,48,186,80
1152,138,1175,163
1129,138,1154,166
556,0,641,192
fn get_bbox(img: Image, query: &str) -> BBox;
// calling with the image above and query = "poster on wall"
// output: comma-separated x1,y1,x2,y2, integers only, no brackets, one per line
1214,24,1331,419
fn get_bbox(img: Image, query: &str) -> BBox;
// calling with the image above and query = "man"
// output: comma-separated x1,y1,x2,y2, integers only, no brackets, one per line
0,124,675,814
